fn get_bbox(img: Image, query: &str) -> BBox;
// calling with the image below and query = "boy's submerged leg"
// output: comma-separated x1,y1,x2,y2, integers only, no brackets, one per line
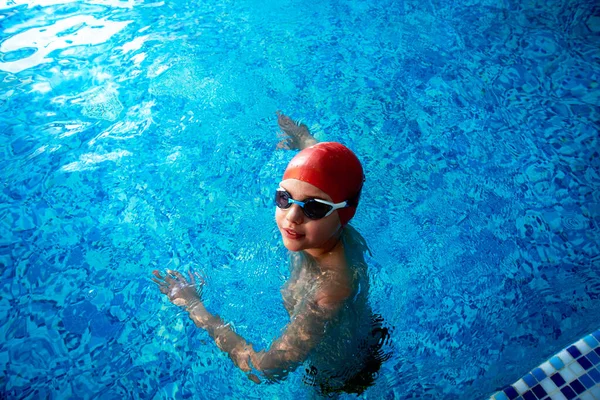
276,111,318,150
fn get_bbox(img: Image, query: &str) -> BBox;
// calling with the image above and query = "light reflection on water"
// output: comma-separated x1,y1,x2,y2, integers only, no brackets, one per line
0,0,135,11
0,15,131,73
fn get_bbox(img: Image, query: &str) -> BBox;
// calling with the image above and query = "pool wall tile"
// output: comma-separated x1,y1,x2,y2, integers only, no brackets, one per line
561,367,576,381
550,392,567,400
587,351,600,365
584,335,599,348
579,373,595,389
489,330,600,400
571,379,586,394
540,378,558,394
568,362,584,375
579,392,594,400
558,349,575,365
532,367,547,381
550,356,565,369
567,345,582,358
513,379,528,394
494,391,509,400
578,355,593,370
576,340,593,354
588,368,600,382
531,384,547,398
540,361,556,375
521,391,536,400
523,373,537,387
550,372,566,387
560,385,577,399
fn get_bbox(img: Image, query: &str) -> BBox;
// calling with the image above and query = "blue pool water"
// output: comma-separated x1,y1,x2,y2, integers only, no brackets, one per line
1,0,599,398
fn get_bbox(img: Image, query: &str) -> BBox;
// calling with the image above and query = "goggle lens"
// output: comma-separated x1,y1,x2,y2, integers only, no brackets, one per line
274,190,334,220
275,190,292,209
304,202,333,220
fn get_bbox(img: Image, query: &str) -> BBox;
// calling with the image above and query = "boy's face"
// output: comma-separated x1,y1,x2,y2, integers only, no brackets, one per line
275,179,342,257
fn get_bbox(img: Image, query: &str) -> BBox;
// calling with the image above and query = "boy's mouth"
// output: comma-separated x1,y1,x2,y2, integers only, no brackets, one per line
283,228,304,240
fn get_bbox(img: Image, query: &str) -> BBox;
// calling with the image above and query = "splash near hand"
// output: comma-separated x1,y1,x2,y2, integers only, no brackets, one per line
152,269,203,308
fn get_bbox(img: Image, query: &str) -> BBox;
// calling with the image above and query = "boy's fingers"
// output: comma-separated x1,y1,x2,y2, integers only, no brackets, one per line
169,270,186,281
188,270,195,284
195,272,206,285
248,373,261,384
151,278,165,286
152,270,164,279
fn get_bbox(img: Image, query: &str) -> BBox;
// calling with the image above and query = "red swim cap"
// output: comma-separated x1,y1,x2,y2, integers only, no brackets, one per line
283,142,364,226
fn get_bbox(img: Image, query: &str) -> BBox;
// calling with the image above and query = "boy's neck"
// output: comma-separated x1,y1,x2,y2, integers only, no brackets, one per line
303,227,344,261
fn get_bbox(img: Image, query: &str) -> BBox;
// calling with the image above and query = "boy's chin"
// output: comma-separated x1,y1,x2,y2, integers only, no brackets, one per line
282,239,305,252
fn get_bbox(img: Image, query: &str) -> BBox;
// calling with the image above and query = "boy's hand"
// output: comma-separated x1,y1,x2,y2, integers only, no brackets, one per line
276,111,317,150
152,269,203,308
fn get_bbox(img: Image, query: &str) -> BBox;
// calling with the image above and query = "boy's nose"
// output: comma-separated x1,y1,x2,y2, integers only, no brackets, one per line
286,204,304,224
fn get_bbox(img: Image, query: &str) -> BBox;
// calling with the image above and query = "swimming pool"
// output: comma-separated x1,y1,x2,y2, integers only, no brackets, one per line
1,0,598,398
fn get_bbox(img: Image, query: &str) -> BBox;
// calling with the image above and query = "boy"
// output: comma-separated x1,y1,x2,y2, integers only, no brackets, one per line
153,112,389,395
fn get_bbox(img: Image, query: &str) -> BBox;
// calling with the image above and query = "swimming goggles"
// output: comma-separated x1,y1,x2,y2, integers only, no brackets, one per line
275,188,350,220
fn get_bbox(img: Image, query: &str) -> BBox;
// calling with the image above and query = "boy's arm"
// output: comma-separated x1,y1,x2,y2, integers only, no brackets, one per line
187,293,340,382
276,111,318,150
153,269,347,383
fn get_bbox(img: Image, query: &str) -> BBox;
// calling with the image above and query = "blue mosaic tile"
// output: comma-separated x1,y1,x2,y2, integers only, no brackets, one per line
549,355,565,369
491,331,600,400
588,368,600,383
583,335,599,348
591,330,600,341
531,384,547,399
532,367,546,381
504,386,519,400
575,340,591,355
578,373,595,389
523,373,538,387
567,345,582,358
587,351,600,365
522,391,536,400
551,372,567,387
577,356,593,370
495,391,509,400
570,379,586,394
560,385,577,400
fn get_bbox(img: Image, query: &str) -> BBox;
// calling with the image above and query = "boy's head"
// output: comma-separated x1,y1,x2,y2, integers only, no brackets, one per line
282,142,364,226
